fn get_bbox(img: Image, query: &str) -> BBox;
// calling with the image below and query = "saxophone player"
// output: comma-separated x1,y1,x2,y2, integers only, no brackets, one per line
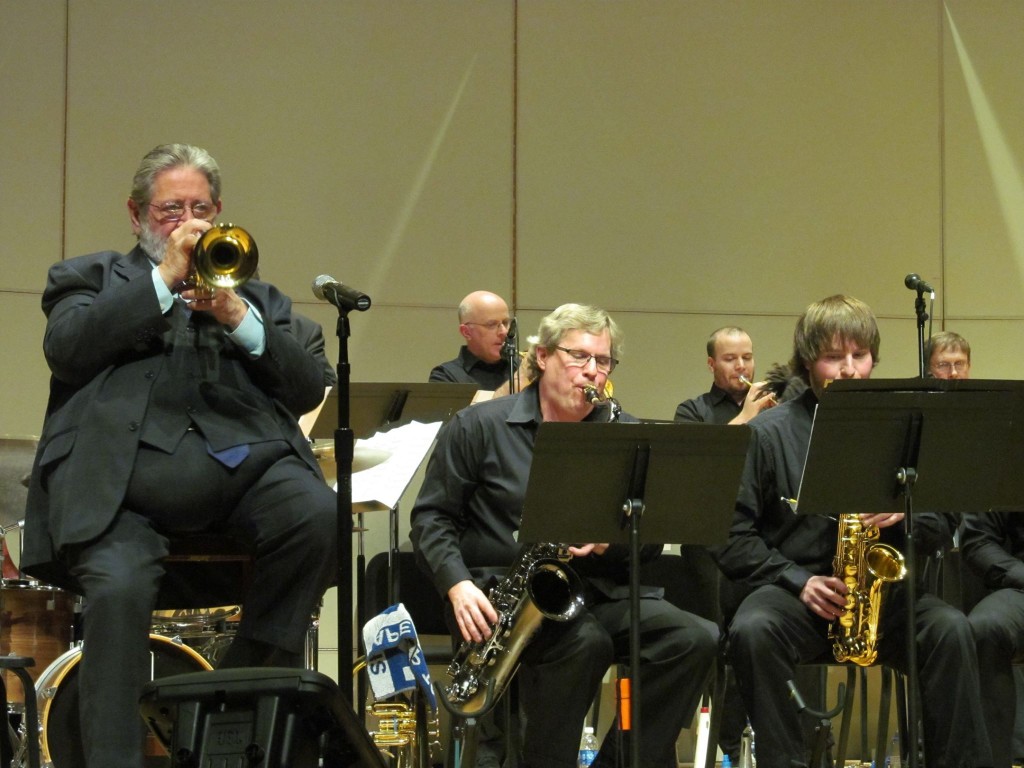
714,295,992,768
411,303,719,768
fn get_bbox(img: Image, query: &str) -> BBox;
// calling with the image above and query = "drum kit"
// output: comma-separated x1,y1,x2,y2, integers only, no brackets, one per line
0,438,233,768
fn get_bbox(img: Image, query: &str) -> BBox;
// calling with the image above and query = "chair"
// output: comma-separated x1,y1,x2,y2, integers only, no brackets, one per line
715,558,903,768
364,550,453,666
156,532,255,611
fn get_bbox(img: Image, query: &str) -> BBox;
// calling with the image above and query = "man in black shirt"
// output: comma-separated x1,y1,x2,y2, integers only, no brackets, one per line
962,512,1024,768
673,325,774,761
926,330,972,380
413,303,718,768
715,295,991,768
429,290,523,393
673,326,774,426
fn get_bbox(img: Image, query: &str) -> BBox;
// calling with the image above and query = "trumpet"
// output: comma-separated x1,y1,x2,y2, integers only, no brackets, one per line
191,223,258,290
739,375,777,403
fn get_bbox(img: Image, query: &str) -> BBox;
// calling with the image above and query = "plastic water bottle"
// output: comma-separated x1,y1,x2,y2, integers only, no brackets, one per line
577,726,598,768
722,756,733,768
739,722,756,768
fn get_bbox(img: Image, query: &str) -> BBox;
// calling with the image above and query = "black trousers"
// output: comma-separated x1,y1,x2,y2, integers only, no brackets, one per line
969,588,1024,768
727,583,992,768
65,434,340,768
515,595,719,768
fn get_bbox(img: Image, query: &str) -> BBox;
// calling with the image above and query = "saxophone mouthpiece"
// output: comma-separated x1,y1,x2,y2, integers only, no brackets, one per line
583,385,603,405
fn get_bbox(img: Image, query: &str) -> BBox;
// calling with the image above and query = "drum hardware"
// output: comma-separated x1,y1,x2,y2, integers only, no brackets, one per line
22,634,212,768
150,606,241,669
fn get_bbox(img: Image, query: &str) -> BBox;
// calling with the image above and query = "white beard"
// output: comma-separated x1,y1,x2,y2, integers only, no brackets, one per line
138,222,169,264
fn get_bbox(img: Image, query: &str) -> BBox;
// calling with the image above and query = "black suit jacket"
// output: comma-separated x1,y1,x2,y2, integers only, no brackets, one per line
22,246,325,589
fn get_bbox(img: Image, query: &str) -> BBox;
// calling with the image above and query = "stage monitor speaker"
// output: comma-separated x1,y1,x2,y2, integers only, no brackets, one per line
139,667,384,768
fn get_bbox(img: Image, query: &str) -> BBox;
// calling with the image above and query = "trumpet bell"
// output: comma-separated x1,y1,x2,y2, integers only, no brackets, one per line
193,224,258,289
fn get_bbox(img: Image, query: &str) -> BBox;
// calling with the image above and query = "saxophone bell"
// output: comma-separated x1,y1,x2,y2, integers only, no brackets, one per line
441,544,585,718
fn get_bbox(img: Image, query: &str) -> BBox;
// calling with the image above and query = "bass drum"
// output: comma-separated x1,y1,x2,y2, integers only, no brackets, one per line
36,634,212,768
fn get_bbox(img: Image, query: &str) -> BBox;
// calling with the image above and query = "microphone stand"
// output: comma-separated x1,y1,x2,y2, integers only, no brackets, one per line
913,289,929,378
503,319,519,394
908,283,928,764
331,307,356,709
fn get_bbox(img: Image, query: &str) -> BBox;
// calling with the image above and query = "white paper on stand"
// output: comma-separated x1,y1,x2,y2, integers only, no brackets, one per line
349,420,443,511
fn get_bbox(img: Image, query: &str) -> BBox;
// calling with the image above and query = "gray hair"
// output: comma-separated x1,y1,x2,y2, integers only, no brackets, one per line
129,143,221,209
925,331,971,364
525,303,622,380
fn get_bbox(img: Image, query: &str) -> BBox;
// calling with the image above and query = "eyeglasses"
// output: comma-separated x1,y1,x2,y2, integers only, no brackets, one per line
148,200,217,222
464,319,512,332
554,346,618,373
933,360,969,373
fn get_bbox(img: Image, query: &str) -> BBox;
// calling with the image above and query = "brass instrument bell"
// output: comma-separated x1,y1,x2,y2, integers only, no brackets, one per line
192,224,258,289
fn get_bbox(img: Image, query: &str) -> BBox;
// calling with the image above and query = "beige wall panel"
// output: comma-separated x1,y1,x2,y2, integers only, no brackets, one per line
948,319,1024,380
0,294,50,437
514,0,941,321
942,1,1024,320
0,1,66,291
61,0,513,310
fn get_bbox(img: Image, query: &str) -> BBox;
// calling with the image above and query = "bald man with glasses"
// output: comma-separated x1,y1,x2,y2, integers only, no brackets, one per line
430,290,528,395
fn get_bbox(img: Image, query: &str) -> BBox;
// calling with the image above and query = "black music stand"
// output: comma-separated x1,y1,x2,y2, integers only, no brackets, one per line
312,381,477,602
311,382,479,441
519,421,751,768
794,378,1024,768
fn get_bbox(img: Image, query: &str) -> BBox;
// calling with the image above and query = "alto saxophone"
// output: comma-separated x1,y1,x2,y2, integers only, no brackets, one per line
829,514,907,666
442,543,586,718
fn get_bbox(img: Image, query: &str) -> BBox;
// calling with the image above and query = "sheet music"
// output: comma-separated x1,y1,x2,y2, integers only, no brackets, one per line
350,420,443,510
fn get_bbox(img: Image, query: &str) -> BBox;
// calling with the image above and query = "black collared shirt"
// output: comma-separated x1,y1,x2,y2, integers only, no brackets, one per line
715,389,952,597
673,384,742,424
410,384,643,598
429,345,518,391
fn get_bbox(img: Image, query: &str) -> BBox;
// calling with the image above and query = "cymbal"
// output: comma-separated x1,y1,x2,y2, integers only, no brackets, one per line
0,437,37,529
311,440,392,488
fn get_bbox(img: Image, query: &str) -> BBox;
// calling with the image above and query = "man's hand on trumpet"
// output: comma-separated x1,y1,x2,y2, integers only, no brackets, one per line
157,220,248,330
728,375,777,424
157,219,210,291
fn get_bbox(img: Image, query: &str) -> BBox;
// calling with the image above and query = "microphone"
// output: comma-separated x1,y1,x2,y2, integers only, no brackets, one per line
311,275,371,312
904,273,935,295
501,318,518,359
